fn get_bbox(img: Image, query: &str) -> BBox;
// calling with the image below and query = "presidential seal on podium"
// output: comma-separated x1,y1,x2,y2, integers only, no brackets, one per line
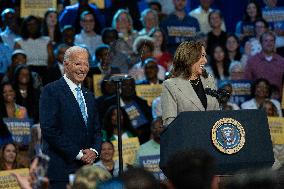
211,118,246,154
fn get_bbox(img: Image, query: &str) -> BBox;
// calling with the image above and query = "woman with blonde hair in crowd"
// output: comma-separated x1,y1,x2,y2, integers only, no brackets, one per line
112,9,138,51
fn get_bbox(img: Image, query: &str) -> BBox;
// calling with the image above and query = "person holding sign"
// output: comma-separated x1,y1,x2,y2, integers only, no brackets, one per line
39,46,102,189
161,41,220,126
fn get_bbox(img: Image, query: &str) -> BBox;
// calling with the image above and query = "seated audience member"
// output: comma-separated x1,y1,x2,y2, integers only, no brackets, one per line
0,8,20,50
225,34,242,62
0,35,12,81
189,0,226,34
148,28,172,71
135,117,163,172
75,11,102,61
260,99,284,170
13,65,40,123
2,49,26,83
41,8,62,46
209,44,231,81
72,165,111,189
101,28,131,74
206,10,227,56
2,49,42,89
120,167,160,189
129,36,165,81
0,117,13,147
102,106,136,141
228,61,245,80
165,149,216,189
86,45,121,91
218,82,240,110
262,0,284,49
92,45,121,75
14,16,54,79
260,99,279,117
148,1,167,23
0,142,24,170
160,0,200,54
244,31,284,96
241,78,282,117
0,82,27,119
45,43,70,84
139,8,159,36
102,77,152,144
224,169,277,189
94,141,120,177
136,58,163,85
112,9,138,51
246,18,269,57
59,0,104,34
62,25,76,46
235,0,263,44
96,77,116,124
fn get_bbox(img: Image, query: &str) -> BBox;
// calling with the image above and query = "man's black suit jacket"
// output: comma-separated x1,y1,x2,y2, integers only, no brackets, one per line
39,77,102,181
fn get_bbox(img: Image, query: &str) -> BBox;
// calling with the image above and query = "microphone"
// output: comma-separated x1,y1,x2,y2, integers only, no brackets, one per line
201,68,208,78
205,88,230,100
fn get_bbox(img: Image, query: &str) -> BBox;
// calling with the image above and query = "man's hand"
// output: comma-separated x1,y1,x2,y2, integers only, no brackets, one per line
81,149,97,164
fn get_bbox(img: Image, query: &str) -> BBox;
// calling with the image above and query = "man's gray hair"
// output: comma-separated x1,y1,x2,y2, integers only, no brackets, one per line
63,46,88,63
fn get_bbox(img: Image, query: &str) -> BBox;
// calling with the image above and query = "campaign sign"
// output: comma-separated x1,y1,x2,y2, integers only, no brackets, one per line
3,118,32,145
139,155,166,180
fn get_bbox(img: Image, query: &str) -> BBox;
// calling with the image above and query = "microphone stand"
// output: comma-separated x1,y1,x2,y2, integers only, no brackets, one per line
115,80,123,176
110,75,130,176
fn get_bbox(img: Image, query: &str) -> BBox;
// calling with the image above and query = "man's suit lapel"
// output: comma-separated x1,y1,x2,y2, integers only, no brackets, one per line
60,78,87,126
176,77,205,111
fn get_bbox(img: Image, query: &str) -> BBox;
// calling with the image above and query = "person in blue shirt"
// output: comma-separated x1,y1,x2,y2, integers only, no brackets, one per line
160,0,200,54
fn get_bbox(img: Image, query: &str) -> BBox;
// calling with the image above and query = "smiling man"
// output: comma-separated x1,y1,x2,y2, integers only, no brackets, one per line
39,46,102,189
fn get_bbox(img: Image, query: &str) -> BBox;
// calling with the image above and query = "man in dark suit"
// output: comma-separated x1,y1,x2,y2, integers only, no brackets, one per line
39,46,102,189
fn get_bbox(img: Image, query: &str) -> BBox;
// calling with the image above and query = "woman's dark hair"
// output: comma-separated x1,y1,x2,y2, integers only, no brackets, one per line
41,8,62,43
102,141,114,149
254,18,269,29
208,9,223,27
103,105,135,140
148,27,168,52
226,34,242,61
13,65,37,121
171,41,203,79
80,10,101,34
243,0,262,22
251,78,271,98
95,44,110,60
101,27,119,43
210,44,231,79
0,142,19,170
20,15,42,40
0,82,16,118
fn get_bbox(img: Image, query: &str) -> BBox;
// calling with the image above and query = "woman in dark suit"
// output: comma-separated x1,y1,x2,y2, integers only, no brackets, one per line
161,41,220,126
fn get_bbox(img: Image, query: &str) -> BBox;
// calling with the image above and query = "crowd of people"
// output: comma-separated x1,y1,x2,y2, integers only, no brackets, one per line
0,0,284,188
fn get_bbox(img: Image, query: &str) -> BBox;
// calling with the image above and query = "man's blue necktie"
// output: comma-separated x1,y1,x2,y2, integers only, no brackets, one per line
75,86,88,125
